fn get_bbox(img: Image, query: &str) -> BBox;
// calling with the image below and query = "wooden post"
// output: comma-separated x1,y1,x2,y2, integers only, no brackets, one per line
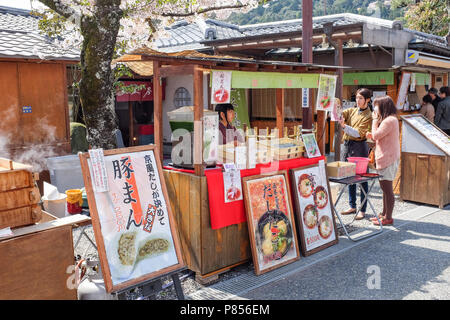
153,61,163,162
276,88,285,138
128,100,134,146
193,67,204,176
302,0,313,131
334,39,344,161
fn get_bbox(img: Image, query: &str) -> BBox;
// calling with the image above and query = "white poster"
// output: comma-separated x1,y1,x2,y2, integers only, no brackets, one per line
211,70,232,104
302,133,321,158
396,72,411,110
316,74,337,111
87,150,179,286
223,169,243,203
293,165,337,252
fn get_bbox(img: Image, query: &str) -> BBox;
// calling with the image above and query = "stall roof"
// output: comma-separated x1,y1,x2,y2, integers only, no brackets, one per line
114,47,347,72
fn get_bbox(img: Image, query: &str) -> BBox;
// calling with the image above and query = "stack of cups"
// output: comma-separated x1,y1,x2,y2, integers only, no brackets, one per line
66,189,83,215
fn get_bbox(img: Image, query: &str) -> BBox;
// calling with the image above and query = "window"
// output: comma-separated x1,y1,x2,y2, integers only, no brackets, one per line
173,87,191,107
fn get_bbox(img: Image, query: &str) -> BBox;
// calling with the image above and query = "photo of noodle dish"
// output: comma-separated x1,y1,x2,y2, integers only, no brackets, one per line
318,215,333,239
313,186,328,209
257,210,293,262
298,174,314,198
303,204,318,229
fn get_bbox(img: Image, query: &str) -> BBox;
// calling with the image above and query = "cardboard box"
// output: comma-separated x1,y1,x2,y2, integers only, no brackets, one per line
326,161,356,179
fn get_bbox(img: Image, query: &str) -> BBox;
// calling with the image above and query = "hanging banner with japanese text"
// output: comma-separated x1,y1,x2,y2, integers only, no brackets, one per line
211,70,232,104
79,146,184,293
316,74,337,111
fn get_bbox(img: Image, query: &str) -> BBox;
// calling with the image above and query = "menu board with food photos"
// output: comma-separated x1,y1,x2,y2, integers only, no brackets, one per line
79,145,184,293
290,163,338,256
242,171,300,275
401,114,450,156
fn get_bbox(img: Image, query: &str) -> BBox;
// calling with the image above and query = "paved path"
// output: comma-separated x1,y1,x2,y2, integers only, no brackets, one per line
188,205,450,300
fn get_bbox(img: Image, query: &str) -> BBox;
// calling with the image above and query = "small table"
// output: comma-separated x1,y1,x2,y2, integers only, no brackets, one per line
330,174,383,241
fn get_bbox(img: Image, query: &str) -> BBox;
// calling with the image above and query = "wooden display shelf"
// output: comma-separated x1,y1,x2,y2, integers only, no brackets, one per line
163,170,251,276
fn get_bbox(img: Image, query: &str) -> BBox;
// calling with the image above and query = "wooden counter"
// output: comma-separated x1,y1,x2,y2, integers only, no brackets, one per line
163,170,251,279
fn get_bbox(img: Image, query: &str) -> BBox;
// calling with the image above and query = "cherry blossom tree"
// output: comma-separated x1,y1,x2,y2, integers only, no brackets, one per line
36,0,265,149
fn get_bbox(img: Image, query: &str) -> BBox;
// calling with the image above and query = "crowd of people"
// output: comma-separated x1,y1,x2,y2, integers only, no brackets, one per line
421,86,450,135
339,85,449,226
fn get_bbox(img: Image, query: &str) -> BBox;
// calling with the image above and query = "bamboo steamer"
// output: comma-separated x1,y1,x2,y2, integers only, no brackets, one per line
0,158,42,229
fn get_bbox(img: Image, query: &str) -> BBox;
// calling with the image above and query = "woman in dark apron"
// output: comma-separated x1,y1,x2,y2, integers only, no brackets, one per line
338,88,372,220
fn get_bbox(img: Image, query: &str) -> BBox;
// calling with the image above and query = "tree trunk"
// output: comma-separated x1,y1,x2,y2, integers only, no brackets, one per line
79,1,123,149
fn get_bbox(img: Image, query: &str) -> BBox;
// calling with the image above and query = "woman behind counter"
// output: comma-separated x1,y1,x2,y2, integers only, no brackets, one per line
366,96,400,226
338,88,372,220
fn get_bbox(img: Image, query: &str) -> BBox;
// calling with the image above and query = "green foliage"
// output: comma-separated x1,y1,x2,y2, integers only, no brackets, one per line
404,0,450,36
226,0,406,25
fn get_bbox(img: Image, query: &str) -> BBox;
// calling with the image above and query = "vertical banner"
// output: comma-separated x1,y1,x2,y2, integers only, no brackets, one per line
396,72,411,110
230,89,250,130
316,74,337,111
211,70,232,104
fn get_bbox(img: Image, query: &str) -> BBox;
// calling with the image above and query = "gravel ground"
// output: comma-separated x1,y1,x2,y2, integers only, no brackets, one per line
72,179,421,300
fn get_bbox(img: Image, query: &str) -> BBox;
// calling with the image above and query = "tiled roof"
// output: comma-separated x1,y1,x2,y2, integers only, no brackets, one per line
155,13,448,52
0,6,80,61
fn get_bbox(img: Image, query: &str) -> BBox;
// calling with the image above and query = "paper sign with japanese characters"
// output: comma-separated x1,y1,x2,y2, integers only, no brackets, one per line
80,146,184,292
211,70,232,104
316,74,337,111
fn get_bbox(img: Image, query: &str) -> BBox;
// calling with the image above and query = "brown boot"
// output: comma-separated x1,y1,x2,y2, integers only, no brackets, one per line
341,208,356,215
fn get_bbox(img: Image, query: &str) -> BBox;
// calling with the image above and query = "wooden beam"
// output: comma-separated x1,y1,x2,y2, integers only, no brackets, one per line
153,61,163,162
276,88,285,138
159,64,196,77
193,67,204,176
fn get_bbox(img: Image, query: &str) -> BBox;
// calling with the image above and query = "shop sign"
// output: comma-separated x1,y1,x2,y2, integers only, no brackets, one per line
116,81,154,102
79,146,184,293
211,71,232,104
406,50,419,64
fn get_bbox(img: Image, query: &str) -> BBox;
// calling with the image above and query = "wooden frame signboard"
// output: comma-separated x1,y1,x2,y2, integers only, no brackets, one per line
79,145,184,293
290,163,338,256
242,170,300,275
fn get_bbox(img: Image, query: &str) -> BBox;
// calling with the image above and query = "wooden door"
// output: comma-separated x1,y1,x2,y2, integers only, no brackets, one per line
0,62,21,146
18,62,68,145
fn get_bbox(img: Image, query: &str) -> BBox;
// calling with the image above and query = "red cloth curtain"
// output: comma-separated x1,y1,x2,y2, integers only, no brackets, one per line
205,156,326,230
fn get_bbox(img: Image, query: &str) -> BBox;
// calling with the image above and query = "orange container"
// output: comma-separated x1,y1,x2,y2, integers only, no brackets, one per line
65,189,83,215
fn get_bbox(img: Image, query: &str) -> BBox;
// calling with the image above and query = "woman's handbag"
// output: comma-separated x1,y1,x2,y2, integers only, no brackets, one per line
368,147,376,169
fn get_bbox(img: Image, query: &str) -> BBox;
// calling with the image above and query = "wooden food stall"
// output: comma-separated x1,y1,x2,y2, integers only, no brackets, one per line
0,158,90,299
400,114,450,208
114,48,342,281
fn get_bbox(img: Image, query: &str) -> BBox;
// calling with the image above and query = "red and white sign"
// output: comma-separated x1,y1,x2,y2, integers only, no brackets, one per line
116,81,161,102
211,71,232,104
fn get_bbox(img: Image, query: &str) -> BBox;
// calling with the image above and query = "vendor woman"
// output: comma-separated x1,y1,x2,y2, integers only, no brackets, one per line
338,88,373,220
216,103,244,145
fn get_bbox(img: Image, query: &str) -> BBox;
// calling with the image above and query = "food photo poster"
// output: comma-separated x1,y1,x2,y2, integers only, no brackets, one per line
290,164,338,256
242,171,300,275
302,133,321,158
81,147,183,292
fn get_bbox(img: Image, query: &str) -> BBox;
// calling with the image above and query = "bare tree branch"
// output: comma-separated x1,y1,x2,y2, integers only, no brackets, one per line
160,3,247,17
